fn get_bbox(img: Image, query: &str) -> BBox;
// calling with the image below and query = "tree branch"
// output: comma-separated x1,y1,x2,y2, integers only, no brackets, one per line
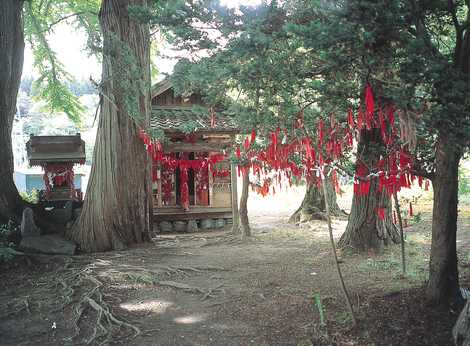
41,11,98,33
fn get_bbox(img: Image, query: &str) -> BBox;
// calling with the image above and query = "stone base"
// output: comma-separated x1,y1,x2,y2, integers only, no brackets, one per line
19,234,76,255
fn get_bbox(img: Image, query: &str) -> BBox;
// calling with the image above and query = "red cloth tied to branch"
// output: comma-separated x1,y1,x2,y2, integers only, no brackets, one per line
378,108,388,144
318,119,324,145
365,84,375,118
243,136,250,150
354,163,370,196
357,106,364,130
236,147,241,159
251,129,256,144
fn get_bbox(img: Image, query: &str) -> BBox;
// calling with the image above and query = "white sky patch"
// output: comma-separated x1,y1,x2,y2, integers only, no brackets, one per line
23,24,101,80
220,0,262,8
22,0,261,81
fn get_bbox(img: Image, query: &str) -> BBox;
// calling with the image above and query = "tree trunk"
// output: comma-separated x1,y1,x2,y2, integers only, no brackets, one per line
289,179,343,223
338,129,399,253
0,0,25,224
425,17,469,306
236,171,251,237
69,0,152,252
425,133,461,306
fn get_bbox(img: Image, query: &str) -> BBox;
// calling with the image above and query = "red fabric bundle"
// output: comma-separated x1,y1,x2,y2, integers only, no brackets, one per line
318,119,324,145
347,108,355,129
357,106,364,130
365,84,375,117
251,128,256,144
244,136,250,150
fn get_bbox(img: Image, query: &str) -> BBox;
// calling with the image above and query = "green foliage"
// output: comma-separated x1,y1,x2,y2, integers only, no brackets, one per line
148,0,470,177
23,0,100,125
311,293,325,326
22,113,80,136
0,221,19,264
103,32,148,125
459,167,470,195
177,120,201,135
20,189,39,204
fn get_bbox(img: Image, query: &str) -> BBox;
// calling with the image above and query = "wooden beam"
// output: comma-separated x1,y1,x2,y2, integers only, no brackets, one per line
153,211,233,222
163,142,230,153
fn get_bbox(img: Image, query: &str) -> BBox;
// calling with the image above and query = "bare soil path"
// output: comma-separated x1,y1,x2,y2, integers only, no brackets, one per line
1,187,468,345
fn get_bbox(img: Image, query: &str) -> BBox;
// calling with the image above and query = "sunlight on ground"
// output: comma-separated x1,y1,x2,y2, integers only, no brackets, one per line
120,299,173,314
174,313,208,324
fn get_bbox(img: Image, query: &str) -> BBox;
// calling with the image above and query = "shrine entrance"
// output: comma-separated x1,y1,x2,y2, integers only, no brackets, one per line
148,78,239,230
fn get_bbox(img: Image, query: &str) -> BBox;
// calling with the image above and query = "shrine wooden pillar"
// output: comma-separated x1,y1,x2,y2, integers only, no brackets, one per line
230,162,239,228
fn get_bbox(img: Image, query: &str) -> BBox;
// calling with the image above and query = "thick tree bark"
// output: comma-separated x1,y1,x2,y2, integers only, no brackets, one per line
338,129,399,253
0,0,25,224
69,0,152,252
235,171,251,237
424,16,470,306
289,179,343,223
426,133,461,305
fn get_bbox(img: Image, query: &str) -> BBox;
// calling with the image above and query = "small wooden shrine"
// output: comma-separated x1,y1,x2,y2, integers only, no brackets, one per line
26,134,86,201
149,79,239,229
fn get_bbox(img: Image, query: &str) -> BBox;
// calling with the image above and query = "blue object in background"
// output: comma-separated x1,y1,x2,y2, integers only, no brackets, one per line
14,170,82,193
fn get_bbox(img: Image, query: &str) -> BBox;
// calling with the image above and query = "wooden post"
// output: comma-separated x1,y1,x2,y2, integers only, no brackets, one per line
393,190,406,274
230,162,239,231
321,169,356,327
157,164,162,207
208,159,214,207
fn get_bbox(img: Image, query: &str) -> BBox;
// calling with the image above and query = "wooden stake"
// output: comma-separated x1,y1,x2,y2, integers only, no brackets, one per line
230,162,239,232
320,170,357,327
393,190,406,274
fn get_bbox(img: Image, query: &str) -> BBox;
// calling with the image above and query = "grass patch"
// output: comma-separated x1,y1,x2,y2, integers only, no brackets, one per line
356,237,429,287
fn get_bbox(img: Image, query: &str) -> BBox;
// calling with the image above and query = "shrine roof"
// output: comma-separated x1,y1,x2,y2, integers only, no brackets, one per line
150,106,238,134
26,134,86,166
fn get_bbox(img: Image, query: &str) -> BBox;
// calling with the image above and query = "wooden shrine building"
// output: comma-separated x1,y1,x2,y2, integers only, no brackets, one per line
150,79,239,230
26,134,86,202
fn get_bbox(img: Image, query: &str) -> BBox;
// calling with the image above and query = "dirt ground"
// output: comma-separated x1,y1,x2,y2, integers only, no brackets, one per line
1,186,469,346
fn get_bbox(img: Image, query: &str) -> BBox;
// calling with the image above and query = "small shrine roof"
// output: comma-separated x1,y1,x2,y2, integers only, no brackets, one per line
150,106,238,134
26,134,86,166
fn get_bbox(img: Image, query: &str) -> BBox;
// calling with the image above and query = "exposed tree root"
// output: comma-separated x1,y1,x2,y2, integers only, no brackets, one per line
119,264,227,279
156,280,225,300
55,264,140,345
0,298,32,318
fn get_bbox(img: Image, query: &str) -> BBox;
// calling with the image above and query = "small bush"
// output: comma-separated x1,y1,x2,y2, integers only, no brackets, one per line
0,220,19,264
20,189,39,204
459,168,470,195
